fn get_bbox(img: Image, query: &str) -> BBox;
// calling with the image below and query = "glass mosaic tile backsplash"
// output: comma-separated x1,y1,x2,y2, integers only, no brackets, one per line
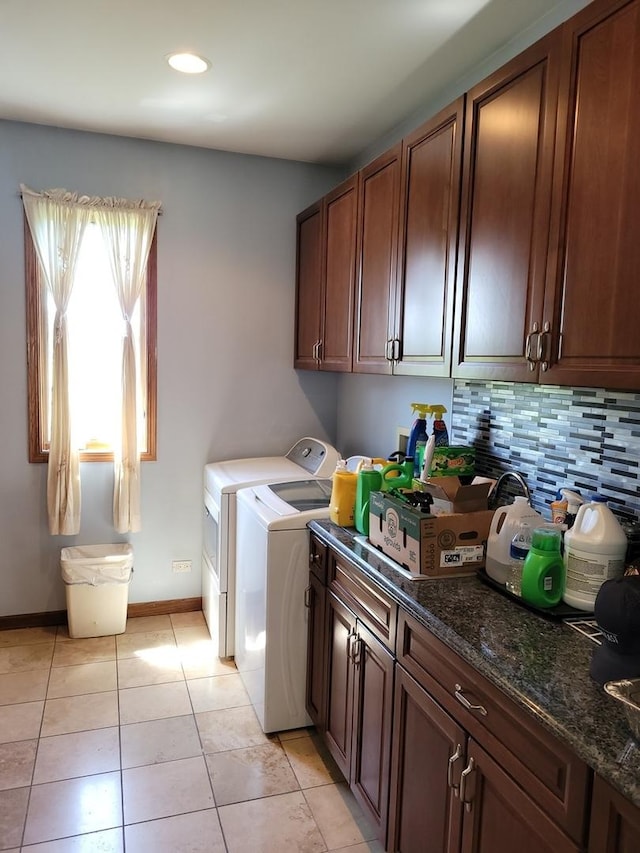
451,381,640,523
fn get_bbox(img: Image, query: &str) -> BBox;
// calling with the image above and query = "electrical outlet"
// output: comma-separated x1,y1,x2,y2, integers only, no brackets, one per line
172,560,192,573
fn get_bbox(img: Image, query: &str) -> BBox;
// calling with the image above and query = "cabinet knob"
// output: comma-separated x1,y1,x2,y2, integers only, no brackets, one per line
454,684,487,716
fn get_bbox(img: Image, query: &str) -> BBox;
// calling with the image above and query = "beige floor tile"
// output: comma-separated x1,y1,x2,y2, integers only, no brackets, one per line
178,638,237,679
115,629,176,660
122,755,214,825
33,727,120,784
282,732,344,788
196,705,270,754
51,636,116,667
123,615,172,634
0,626,57,648
187,673,250,712
0,739,37,790
0,643,53,675
17,827,124,851
124,807,225,852
331,842,385,853
304,782,377,850
0,669,49,705
120,714,202,769
47,660,117,698
116,653,184,689
41,691,119,736
174,625,212,644
170,610,206,629
0,786,29,849
278,726,313,742
219,790,327,852
23,771,122,845
118,680,191,725
0,701,44,743
206,740,300,806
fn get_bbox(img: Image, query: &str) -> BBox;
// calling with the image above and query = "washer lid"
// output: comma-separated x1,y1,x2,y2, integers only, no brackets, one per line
267,478,333,512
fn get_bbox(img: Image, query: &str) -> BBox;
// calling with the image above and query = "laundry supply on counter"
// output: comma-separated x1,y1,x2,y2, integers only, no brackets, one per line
486,496,544,586
520,527,565,608
563,495,627,612
329,459,357,527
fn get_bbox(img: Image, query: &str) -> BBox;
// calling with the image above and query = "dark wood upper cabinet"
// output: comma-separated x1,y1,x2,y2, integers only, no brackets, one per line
294,201,323,369
394,98,464,377
452,31,561,382
353,144,402,374
542,0,640,390
294,176,357,371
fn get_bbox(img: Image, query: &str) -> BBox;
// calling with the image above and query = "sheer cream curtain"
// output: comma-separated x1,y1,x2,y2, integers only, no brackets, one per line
94,202,160,533
21,185,92,535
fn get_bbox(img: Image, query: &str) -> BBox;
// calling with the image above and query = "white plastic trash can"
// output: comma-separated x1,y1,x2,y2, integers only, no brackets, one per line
61,544,133,638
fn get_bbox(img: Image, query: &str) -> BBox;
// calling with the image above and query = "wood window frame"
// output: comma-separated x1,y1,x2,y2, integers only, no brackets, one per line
24,215,158,463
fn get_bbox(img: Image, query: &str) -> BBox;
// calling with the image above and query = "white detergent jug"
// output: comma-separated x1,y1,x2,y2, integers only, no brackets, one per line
563,496,627,612
485,497,544,585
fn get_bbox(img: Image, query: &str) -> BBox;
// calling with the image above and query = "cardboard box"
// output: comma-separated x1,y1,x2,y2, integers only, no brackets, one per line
412,476,495,514
368,491,493,577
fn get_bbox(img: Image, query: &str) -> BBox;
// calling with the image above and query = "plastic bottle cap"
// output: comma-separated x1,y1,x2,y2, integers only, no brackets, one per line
531,528,561,551
590,494,608,503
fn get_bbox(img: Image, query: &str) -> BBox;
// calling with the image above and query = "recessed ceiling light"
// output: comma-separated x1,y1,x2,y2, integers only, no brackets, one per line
166,52,211,74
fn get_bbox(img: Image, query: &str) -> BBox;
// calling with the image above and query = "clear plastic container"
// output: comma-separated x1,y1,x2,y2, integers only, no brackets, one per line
562,496,627,611
505,522,532,597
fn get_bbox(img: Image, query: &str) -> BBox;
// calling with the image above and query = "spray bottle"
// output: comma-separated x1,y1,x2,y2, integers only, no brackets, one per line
406,404,430,477
430,405,449,447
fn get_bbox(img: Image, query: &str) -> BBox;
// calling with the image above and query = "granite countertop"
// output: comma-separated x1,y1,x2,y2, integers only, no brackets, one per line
309,519,640,808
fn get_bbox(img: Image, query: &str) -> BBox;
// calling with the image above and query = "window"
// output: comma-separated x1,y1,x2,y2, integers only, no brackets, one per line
24,215,157,463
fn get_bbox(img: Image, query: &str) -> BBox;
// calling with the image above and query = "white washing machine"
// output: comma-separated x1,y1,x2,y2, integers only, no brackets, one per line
202,438,339,659
235,478,333,733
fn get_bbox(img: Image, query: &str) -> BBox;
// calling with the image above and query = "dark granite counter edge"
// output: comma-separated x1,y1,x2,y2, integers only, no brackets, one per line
309,520,640,809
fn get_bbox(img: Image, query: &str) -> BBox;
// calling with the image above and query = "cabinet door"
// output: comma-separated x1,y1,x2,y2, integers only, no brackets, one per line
321,176,358,372
353,144,401,374
460,739,582,853
305,572,327,730
542,0,640,390
324,591,356,779
294,202,323,369
350,620,394,840
388,666,465,853
588,774,640,853
452,32,560,382
394,98,464,377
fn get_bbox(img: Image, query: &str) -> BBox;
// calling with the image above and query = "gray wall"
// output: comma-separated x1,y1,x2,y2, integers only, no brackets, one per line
0,120,342,616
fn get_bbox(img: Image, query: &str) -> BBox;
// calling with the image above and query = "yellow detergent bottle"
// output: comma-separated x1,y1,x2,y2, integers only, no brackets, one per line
329,459,358,527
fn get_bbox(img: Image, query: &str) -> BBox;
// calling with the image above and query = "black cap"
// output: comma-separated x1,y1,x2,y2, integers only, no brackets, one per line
590,575,640,686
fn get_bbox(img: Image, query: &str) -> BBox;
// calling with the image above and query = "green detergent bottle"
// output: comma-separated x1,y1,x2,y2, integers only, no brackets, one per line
520,528,565,608
354,460,383,536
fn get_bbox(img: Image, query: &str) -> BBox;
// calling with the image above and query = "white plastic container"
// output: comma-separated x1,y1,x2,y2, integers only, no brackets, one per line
562,497,627,612
485,497,544,585
61,544,133,638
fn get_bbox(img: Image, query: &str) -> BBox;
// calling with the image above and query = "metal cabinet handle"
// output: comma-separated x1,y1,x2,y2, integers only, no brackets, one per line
304,586,311,608
447,743,464,795
525,322,539,371
454,684,487,716
347,629,357,663
309,551,321,568
459,757,476,812
385,339,393,361
316,340,323,362
538,321,551,371
393,338,401,361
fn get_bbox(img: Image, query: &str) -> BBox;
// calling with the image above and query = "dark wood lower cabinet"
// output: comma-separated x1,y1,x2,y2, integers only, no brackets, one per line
388,666,465,853
322,590,394,841
307,533,640,853
588,775,640,853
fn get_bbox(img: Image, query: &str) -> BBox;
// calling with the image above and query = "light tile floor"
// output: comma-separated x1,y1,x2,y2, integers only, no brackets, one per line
0,611,384,852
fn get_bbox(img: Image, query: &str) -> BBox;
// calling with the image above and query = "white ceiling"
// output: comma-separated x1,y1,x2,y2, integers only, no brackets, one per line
1,0,578,164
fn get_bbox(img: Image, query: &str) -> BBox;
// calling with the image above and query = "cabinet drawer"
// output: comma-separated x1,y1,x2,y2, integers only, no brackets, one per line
396,610,590,845
309,534,328,583
329,552,397,650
